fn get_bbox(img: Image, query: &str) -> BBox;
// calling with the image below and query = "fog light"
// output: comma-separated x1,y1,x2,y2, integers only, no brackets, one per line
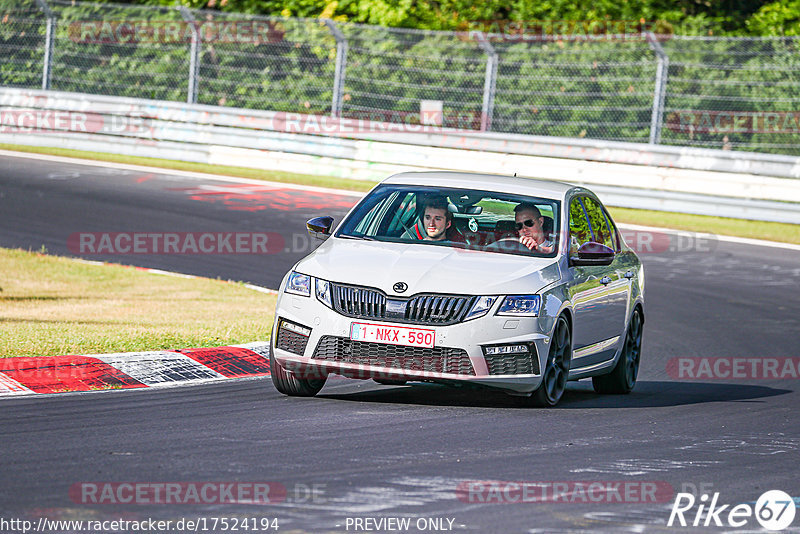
484,344,529,355
281,319,311,337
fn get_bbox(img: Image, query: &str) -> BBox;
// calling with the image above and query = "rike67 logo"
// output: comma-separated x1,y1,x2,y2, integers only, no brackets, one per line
668,490,796,531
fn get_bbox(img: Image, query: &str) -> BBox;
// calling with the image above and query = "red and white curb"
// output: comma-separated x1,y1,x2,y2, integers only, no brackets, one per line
0,342,271,397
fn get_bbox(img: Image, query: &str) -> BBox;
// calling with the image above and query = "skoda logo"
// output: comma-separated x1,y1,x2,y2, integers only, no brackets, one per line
393,282,408,293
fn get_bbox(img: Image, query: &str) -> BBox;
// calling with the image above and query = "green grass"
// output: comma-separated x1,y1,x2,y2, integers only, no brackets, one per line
0,248,276,358
2,143,798,245
608,207,800,245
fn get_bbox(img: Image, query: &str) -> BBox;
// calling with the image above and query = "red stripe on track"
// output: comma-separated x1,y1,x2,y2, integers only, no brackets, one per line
176,347,271,378
0,356,147,394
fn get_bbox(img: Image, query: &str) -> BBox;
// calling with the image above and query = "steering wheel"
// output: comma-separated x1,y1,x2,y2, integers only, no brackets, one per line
484,237,531,253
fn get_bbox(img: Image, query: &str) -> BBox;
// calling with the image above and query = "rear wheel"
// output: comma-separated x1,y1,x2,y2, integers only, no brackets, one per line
270,349,326,397
529,315,572,407
592,308,643,394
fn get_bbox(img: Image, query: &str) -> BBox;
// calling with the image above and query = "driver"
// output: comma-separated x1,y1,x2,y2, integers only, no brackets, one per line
514,202,554,253
421,197,452,241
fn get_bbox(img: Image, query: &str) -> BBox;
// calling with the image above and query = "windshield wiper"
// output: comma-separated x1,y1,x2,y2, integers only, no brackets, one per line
340,234,376,241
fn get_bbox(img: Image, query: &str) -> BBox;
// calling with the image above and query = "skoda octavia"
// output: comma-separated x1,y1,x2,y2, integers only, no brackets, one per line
270,172,644,406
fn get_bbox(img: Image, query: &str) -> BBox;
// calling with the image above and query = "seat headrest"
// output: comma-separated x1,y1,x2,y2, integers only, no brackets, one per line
495,220,517,233
542,216,554,234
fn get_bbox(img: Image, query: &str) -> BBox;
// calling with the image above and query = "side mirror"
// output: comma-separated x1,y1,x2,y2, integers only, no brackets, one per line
570,242,615,267
307,216,334,241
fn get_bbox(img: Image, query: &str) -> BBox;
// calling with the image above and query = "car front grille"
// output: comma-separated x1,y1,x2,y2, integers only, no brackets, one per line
484,348,540,375
275,320,310,356
312,336,475,376
330,283,475,326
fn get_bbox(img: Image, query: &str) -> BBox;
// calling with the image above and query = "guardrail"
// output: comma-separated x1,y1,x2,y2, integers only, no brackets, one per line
6,1,800,156
1,88,799,224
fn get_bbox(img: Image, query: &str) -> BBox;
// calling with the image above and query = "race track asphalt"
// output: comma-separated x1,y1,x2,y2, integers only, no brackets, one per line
1,153,799,533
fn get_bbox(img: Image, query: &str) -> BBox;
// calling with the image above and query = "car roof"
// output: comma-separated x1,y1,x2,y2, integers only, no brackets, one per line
381,171,579,200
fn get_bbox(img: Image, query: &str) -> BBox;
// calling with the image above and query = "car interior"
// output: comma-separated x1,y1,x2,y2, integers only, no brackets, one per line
346,187,559,256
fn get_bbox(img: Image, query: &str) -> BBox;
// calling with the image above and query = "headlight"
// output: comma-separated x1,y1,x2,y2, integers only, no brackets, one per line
464,296,498,321
285,271,311,297
316,278,332,308
496,295,540,316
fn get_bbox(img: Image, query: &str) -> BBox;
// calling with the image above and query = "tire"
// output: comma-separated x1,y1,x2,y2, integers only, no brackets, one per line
529,315,572,407
269,348,327,397
374,379,407,386
592,308,643,394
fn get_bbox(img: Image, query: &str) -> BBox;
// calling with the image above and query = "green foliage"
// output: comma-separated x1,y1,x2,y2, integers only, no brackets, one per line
747,1,800,36
1,0,799,155
58,0,800,35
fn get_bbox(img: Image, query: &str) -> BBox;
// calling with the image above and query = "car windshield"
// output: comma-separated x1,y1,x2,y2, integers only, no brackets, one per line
336,185,560,257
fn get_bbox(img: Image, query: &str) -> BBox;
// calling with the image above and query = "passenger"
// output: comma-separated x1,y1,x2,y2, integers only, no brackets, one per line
514,202,554,253
421,197,452,241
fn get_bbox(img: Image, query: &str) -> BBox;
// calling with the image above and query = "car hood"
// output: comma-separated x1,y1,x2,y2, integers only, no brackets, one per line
296,238,561,296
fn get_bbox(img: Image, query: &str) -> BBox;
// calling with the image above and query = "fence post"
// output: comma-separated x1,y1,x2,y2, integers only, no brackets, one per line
646,32,669,145
475,32,498,132
323,19,347,118
34,0,55,91
179,6,200,104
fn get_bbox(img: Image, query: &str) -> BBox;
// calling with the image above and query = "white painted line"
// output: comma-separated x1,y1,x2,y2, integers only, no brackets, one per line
94,352,225,385
0,372,33,395
70,258,278,292
141,268,197,279
617,223,800,252
0,149,365,197
242,283,278,295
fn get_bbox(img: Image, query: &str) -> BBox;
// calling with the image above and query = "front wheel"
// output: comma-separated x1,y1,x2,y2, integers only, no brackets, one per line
592,308,643,394
270,349,327,397
529,315,572,407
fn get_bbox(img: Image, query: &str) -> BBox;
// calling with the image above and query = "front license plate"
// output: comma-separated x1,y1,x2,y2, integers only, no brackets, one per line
350,322,435,348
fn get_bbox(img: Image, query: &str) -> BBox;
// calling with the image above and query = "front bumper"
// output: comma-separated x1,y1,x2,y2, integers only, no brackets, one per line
272,292,551,394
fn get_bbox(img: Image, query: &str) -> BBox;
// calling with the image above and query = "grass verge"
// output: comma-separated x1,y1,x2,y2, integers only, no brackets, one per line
0,248,275,358
2,143,798,245
608,207,800,245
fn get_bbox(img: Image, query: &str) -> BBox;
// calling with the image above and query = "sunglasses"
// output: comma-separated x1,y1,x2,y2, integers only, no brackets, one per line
515,219,539,231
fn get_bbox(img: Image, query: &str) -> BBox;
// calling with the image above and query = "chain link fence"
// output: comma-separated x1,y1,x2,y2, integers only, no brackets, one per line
2,0,799,156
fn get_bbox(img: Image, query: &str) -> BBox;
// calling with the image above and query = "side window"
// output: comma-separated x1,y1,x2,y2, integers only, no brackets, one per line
601,206,620,252
582,197,614,250
569,197,592,255
385,193,418,237
353,191,399,236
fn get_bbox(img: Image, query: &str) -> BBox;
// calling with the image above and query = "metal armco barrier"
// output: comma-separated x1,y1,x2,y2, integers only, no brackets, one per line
1,88,799,224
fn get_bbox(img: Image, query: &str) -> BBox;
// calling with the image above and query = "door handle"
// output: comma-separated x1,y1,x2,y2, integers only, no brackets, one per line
624,271,635,279
600,276,612,285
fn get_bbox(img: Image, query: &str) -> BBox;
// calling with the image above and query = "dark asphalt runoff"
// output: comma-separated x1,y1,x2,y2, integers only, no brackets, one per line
1,153,799,533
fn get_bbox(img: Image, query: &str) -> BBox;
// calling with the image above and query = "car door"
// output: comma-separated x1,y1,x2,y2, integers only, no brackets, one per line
581,197,630,345
566,195,611,367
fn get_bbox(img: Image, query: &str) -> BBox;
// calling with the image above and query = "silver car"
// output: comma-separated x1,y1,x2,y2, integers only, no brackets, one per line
270,172,644,406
